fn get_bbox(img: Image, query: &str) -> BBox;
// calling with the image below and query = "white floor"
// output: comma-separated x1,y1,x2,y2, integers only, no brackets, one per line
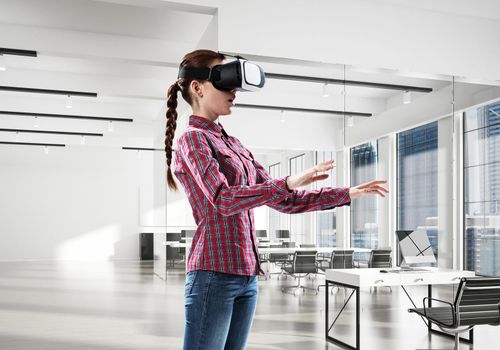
0,260,498,350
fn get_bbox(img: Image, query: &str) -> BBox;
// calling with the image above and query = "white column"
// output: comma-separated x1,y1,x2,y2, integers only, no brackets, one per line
377,136,391,248
438,116,454,268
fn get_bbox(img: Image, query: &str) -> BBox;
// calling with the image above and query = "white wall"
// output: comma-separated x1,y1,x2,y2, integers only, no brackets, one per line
0,146,161,261
173,0,500,82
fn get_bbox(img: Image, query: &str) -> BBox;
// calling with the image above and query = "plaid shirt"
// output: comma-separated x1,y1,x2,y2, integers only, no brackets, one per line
173,115,351,276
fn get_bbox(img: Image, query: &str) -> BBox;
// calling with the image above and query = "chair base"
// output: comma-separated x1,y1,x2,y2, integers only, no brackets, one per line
282,285,318,296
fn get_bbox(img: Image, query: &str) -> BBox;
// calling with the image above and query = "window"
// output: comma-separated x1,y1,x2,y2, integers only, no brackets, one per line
268,163,282,241
289,154,306,244
350,142,378,248
397,121,438,259
464,101,500,276
315,151,337,247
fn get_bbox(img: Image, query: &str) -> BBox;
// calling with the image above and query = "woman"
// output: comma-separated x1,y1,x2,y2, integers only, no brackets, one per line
165,49,388,350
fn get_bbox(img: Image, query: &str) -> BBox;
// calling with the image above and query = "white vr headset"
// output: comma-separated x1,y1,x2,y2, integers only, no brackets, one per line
178,57,265,92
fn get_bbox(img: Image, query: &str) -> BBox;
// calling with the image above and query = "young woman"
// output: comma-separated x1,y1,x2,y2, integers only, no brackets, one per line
165,49,388,350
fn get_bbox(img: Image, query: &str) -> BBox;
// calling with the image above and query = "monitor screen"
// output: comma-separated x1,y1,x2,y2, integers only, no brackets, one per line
181,229,196,238
396,229,436,264
255,230,267,238
275,229,290,239
166,232,181,242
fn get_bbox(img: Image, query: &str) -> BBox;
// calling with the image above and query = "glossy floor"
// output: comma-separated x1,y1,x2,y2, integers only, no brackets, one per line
0,261,498,350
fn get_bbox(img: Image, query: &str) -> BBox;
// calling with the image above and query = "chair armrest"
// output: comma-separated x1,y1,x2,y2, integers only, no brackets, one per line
422,297,456,327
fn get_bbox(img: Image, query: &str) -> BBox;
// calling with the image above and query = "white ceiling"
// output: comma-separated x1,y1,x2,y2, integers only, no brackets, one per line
0,0,497,151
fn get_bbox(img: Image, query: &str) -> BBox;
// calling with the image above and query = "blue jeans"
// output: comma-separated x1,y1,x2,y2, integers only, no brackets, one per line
183,270,258,350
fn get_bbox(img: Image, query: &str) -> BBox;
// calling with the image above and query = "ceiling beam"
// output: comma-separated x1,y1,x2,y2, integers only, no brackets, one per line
234,103,372,117
266,73,433,93
0,110,133,123
0,128,103,137
0,86,97,97
0,48,37,57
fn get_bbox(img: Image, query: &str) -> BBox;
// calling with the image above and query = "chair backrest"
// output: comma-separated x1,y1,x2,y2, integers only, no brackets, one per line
330,250,354,269
293,250,317,273
300,244,315,248
283,241,296,248
454,277,500,327
368,248,392,268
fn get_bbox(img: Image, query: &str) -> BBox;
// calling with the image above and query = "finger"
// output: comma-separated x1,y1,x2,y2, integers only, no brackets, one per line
357,179,387,189
367,185,389,193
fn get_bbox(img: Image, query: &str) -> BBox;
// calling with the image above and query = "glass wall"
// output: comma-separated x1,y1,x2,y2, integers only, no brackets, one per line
315,151,337,247
464,101,500,276
350,142,378,248
268,163,282,241
289,154,306,244
397,121,439,257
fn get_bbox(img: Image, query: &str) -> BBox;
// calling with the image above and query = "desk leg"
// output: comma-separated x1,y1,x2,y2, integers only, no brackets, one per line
325,280,359,350
427,284,474,344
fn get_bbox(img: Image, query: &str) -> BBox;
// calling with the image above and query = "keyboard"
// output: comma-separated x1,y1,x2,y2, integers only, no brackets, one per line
380,268,431,273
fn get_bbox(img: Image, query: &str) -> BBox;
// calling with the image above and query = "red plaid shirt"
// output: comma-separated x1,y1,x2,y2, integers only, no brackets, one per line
173,115,351,276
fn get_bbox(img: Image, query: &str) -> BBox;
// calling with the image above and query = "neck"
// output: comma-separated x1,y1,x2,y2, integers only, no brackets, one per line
192,107,219,123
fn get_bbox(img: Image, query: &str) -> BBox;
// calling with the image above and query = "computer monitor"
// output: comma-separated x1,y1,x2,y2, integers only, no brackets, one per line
166,232,181,242
396,229,436,265
275,229,290,239
181,229,196,238
255,230,267,238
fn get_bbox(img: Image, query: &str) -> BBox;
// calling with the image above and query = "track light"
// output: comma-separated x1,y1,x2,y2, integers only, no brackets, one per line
108,121,114,132
403,90,411,104
15,132,20,142
34,116,39,128
279,110,285,123
322,83,330,98
65,95,73,109
347,116,354,127
80,135,85,145
44,146,49,155
0,54,6,71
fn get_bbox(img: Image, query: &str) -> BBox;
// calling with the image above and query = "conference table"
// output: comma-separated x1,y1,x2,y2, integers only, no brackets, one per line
258,247,372,254
325,267,476,350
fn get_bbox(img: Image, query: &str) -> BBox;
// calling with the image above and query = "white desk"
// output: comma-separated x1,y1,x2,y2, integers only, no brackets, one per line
325,268,476,350
259,247,371,254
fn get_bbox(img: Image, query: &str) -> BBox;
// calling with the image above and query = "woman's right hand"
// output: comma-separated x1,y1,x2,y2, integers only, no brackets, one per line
285,160,334,191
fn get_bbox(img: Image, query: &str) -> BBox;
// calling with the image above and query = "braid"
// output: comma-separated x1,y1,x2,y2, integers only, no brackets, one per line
165,82,180,191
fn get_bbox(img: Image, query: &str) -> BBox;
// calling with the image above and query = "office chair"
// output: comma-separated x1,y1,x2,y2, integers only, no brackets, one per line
408,277,500,350
282,250,318,296
367,248,392,292
316,250,354,294
268,244,293,280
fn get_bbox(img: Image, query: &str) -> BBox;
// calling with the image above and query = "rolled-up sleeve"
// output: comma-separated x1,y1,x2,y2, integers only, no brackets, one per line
178,131,292,216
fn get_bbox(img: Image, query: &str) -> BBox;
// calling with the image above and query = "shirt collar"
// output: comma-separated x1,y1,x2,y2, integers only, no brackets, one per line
189,115,228,138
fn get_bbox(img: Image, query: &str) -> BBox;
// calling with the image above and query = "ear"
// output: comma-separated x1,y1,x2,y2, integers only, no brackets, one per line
190,80,204,98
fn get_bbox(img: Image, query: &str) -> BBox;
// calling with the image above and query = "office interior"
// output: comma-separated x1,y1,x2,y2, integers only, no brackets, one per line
1,0,500,349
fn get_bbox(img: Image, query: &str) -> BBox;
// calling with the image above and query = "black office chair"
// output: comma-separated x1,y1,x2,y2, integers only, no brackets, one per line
408,277,500,350
268,244,293,280
300,244,315,248
282,250,318,296
367,248,392,292
316,250,354,293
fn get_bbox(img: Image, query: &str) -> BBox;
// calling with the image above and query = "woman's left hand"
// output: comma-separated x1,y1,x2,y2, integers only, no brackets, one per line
349,180,389,200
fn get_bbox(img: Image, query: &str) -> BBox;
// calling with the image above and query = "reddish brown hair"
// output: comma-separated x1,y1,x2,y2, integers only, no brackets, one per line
165,49,225,191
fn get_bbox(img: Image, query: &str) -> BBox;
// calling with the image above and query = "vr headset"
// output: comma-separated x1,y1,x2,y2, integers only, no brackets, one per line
178,57,265,92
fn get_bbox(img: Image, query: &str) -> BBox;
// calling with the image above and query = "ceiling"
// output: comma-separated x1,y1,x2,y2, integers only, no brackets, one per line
0,0,495,151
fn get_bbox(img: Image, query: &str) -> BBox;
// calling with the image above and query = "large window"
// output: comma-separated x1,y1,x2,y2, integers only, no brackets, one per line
351,142,378,248
315,151,337,247
289,154,306,244
397,121,438,258
268,163,282,241
464,101,500,276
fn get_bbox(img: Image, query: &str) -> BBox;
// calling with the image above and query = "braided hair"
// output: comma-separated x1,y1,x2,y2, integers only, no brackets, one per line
165,49,225,191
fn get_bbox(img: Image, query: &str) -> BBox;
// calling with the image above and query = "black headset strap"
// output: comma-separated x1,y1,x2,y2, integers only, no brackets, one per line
177,67,211,80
